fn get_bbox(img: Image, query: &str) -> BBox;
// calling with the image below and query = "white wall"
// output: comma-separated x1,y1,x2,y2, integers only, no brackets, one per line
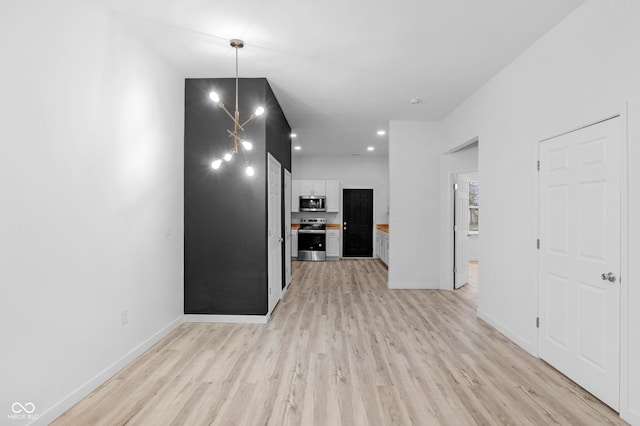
440,1,640,422
0,1,184,424
388,121,443,288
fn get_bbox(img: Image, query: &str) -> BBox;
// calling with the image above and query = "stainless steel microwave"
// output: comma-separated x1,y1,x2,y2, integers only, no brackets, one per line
299,196,326,212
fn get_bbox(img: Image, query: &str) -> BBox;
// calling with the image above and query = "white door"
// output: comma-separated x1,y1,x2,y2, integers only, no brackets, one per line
454,178,470,289
539,116,621,410
267,154,282,315
284,169,292,287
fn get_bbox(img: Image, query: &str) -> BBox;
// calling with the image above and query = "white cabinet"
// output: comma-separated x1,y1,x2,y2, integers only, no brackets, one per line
291,230,298,258
292,180,339,213
325,180,339,212
298,180,325,196
298,180,312,196
376,230,389,266
292,181,300,212
312,180,325,196
327,229,340,257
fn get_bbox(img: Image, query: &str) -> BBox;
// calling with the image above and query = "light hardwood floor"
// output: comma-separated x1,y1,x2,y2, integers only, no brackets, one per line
53,260,626,425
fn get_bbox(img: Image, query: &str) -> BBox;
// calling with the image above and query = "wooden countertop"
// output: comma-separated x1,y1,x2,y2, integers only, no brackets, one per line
293,223,386,232
376,224,389,233
291,223,341,230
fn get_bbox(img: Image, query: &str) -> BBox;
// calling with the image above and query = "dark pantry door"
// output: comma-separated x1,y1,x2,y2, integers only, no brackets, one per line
343,189,373,257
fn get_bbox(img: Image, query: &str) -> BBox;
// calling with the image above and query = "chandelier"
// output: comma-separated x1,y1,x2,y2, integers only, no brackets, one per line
209,39,265,176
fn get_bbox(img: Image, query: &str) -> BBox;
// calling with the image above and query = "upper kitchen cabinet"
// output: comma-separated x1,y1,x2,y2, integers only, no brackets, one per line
291,180,340,213
291,180,300,213
299,180,325,196
325,180,339,212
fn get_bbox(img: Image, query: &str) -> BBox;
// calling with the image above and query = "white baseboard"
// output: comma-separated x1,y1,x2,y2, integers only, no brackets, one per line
184,314,268,324
33,315,184,425
477,309,536,356
621,408,640,425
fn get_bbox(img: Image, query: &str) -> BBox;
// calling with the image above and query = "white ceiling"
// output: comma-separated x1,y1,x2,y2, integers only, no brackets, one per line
103,0,584,156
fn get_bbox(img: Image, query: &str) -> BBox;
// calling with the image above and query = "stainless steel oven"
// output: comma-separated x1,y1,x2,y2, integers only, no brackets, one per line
298,218,326,261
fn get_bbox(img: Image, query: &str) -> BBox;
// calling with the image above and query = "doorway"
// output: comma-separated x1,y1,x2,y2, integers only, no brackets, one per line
267,154,282,315
538,115,623,411
343,189,373,257
442,138,479,291
284,169,292,290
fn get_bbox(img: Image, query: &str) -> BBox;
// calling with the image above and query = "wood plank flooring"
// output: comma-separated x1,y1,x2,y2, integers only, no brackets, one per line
53,260,626,425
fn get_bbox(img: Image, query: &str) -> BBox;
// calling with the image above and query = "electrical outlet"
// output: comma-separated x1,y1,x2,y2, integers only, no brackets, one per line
121,309,129,326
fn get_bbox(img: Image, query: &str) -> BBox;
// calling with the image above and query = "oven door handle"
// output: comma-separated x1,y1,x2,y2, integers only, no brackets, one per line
298,230,326,234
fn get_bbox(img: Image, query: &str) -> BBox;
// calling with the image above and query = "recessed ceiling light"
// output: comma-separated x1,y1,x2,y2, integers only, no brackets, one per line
290,133,297,138
294,146,301,150
367,146,375,151
409,98,423,104
377,130,386,136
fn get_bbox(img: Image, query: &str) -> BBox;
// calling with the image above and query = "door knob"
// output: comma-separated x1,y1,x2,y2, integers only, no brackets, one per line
601,272,616,283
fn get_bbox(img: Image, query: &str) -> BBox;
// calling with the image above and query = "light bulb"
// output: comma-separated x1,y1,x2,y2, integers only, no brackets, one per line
224,152,233,162
367,146,375,151
209,91,220,103
246,165,255,176
254,106,265,116
211,159,222,169
242,141,253,151
377,130,386,136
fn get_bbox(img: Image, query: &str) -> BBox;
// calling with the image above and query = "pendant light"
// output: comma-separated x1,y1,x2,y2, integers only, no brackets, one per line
209,39,265,176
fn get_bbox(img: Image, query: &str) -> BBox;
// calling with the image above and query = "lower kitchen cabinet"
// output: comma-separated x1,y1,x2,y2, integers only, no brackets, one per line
291,230,298,258
376,229,389,266
327,229,340,257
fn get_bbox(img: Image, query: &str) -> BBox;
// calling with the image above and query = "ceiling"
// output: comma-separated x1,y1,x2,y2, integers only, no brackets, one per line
103,0,584,157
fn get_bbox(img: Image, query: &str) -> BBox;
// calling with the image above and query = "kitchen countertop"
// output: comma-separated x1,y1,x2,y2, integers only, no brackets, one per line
291,223,341,230
376,224,389,233
293,223,387,232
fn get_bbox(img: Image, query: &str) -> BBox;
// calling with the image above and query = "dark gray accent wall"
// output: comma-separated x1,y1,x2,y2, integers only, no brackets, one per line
265,83,292,172
264,83,292,290
184,78,291,315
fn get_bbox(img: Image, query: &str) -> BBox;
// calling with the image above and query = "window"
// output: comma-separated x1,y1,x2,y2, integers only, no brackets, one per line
469,181,479,233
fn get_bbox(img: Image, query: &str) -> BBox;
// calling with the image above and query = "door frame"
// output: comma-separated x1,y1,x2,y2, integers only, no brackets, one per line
534,104,629,415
